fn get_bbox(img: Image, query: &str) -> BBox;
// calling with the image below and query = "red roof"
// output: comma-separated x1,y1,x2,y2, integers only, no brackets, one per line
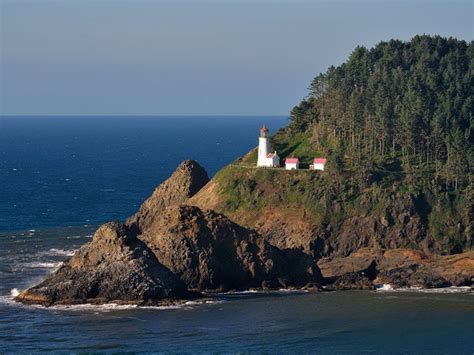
285,158,299,164
314,158,327,164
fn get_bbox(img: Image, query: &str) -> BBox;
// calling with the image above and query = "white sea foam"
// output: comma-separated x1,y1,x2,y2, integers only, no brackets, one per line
0,295,16,305
214,288,307,296
20,261,63,270
183,300,224,306
32,300,222,312
277,288,308,293
46,248,76,257
65,234,92,239
216,289,261,295
0,292,222,312
376,285,472,294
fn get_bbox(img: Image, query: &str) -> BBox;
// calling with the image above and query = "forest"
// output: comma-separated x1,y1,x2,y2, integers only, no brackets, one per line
285,35,473,191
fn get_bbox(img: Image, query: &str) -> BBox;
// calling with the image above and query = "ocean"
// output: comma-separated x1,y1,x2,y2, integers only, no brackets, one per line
0,116,472,353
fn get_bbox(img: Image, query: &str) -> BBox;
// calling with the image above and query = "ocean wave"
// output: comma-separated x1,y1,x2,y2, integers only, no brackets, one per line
0,298,224,313
13,262,63,272
0,294,223,312
44,248,76,257
375,284,472,294
48,299,225,312
277,288,309,293
213,289,261,295
44,303,173,312
375,284,395,291
212,288,307,296
65,235,92,239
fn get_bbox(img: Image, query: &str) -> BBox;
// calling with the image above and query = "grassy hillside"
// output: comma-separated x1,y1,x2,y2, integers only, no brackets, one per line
207,162,472,256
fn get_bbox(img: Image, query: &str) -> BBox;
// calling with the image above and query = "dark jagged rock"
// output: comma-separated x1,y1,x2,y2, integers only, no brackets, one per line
318,249,380,280
319,252,378,290
319,248,473,289
375,265,451,289
139,205,322,292
127,160,209,233
16,222,196,306
328,272,374,290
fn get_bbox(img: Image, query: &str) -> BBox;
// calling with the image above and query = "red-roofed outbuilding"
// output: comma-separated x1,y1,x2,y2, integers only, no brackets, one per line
285,157,299,170
311,157,327,171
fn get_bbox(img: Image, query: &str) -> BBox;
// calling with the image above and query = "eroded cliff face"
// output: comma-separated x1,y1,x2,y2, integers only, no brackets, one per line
188,165,472,259
138,205,320,291
17,160,322,306
186,163,473,289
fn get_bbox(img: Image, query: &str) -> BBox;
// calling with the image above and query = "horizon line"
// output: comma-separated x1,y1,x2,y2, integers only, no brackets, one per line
0,114,289,118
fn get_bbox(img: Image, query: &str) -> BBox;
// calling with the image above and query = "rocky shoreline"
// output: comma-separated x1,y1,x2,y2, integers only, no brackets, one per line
16,160,473,306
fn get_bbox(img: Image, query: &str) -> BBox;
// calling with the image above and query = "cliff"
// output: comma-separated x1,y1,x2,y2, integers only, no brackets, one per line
138,205,320,292
189,163,473,259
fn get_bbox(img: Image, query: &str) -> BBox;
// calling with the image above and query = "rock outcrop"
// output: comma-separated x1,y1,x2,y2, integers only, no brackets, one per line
127,160,209,232
17,160,323,306
139,205,322,291
16,222,195,306
318,248,474,289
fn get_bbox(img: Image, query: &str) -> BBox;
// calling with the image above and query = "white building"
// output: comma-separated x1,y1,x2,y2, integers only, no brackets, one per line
310,158,327,171
285,157,299,170
257,126,280,167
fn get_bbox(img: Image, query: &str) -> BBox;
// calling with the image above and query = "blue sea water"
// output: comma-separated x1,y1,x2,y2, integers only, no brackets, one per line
0,116,287,231
0,116,473,353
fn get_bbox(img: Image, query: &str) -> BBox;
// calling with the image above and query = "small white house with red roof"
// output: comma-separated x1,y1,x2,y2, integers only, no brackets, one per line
311,158,327,171
285,157,299,170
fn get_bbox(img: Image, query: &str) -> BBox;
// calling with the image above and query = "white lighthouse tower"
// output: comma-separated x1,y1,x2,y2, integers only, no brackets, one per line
257,125,279,167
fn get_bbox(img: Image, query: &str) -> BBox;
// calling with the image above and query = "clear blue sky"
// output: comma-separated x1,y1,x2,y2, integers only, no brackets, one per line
1,0,472,116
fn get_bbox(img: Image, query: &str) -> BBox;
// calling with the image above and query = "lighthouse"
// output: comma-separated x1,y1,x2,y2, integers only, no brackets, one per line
257,125,280,167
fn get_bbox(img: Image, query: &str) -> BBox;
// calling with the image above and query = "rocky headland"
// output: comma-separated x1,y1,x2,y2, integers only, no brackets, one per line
16,158,473,306
14,37,474,306
16,160,322,306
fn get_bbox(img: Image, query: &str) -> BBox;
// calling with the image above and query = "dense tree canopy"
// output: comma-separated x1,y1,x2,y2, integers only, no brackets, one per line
287,35,473,190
